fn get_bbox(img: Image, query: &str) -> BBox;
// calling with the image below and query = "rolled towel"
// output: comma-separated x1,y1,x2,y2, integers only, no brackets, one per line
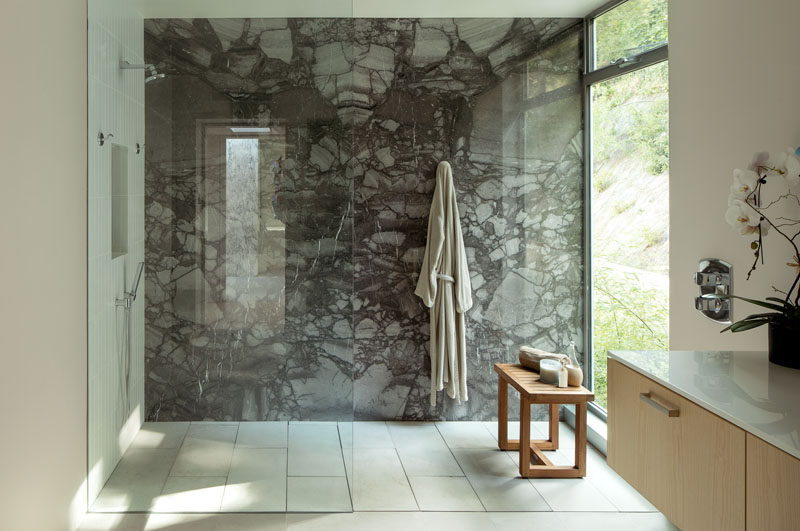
518,346,569,372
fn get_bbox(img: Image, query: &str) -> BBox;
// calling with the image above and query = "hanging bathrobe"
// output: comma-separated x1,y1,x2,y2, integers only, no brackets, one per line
415,161,473,406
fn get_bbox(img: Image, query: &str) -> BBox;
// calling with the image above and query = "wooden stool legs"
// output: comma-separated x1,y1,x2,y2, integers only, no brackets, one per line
574,402,587,476
548,403,559,450
498,375,509,450
497,374,588,478
520,396,531,476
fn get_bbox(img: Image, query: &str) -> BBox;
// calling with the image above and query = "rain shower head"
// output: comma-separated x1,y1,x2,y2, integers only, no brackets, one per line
120,59,166,83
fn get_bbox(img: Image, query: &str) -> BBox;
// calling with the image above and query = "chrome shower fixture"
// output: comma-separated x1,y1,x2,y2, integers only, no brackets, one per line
116,261,145,309
120,59,165,83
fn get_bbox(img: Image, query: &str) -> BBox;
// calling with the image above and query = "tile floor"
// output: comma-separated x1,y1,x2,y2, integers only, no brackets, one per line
84,420,677,530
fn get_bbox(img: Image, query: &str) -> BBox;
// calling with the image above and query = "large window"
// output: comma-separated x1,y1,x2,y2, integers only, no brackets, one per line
585,0,669,411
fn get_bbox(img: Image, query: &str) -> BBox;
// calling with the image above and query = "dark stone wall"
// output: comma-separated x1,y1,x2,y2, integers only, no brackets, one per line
143,18,584,421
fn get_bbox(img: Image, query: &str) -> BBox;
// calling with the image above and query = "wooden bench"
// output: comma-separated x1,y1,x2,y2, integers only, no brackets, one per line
494,363,594,478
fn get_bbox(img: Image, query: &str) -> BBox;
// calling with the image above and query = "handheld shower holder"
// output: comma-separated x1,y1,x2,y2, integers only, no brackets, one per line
115,292,135,309
116,262,145,309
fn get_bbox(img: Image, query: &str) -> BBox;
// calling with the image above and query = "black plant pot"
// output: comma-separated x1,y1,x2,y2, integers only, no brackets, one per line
768,321,800,369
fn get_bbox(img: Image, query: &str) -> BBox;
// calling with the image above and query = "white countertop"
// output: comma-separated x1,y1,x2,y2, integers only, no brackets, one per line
608,350,800,460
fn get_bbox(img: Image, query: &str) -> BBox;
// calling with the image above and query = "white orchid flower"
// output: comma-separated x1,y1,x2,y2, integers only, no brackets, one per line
725,199,762,236
771,150,787,170
783,149,800,187
749,151,769,171
771,148,800,185
730,169,759,200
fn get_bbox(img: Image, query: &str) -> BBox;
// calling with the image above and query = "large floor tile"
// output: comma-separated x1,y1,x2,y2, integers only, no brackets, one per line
467,474,551,511
170,424,238,477
130,422,189,449
529,477,617,512
488,511,677,531
408,476,483,511
452,448,518,477
286,477,352,512
396,446,463,477
287,422,348,477
484,420,551,443
189,422,241,434
352,448,417,511
288,445,346,477
79,514,149,531
410,512,498,531
352,422,394,448
585,448,657,512
287,512,495,531
387,422,448,450
92,449,178,512
235,422,288,448
289,423,341,449
222,448,287,512
435,421,497,449
152,476,226,513
452,449,550,511
144,513,287,530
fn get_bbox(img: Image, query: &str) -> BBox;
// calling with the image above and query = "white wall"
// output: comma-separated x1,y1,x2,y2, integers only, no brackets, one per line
0,0,88,529
669,0,800,350
87,0,146,504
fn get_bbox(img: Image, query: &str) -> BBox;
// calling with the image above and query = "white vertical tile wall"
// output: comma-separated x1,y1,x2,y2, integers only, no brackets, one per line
87,0,145,504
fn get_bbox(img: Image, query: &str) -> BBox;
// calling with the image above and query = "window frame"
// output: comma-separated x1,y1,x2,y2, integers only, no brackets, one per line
582,0,669,420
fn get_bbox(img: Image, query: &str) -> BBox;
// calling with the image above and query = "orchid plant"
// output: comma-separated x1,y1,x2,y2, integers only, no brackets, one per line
722,147,800,333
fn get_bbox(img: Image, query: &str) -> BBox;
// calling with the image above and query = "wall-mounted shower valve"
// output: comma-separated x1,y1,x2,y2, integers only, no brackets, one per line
695,259,733,324
694,271,730,287
695,294,729,313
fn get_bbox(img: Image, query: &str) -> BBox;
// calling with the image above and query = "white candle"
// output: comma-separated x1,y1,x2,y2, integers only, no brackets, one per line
539,359,560,384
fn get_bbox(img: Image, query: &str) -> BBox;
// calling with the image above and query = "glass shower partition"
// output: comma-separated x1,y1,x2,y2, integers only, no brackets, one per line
141,17,356,511
88,2,356,514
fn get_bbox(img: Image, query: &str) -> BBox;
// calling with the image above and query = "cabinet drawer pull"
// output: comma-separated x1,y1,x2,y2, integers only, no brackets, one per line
639,392,679,417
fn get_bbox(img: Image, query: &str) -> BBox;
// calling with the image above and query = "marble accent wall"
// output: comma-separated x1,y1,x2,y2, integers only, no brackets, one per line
144,18,584,422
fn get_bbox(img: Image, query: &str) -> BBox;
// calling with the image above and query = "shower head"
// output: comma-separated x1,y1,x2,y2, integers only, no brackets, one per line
120,59,166,83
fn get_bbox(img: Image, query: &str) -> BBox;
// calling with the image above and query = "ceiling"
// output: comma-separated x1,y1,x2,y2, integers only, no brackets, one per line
132,0,609,19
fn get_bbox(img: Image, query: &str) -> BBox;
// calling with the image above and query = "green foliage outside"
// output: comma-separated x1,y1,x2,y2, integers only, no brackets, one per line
590,0,670,409
593,265,669,408
594,0,668,68
592,61,669,177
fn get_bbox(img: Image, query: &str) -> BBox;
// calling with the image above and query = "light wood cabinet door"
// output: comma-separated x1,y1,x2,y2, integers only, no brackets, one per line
677,375,745,531
747,434,800,531
608,360,682,520
607,360,745,531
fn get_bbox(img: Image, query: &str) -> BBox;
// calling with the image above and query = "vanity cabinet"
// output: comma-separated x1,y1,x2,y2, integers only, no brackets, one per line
746,434,800,531
608,359,746,531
